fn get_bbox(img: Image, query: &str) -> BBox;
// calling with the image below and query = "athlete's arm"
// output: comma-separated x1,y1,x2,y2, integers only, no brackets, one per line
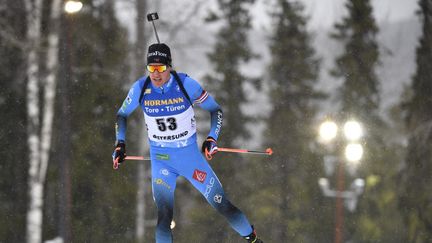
183,77,223,140
198,94,223,140
115,79,144,143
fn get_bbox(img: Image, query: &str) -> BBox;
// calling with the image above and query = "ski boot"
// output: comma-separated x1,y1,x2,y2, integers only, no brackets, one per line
243,226,264,243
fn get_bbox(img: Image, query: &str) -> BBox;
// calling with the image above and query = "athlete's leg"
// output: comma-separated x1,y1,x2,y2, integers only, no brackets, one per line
180,145,254,236
151,159,178,243
191,167,253,236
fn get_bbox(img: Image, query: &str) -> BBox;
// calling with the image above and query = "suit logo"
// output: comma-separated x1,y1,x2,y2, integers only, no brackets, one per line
214,194,222,203
193,169,207,183
160,169,169,176
154,178,171,190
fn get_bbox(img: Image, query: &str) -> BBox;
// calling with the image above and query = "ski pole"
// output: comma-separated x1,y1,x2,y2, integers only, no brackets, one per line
125,156,151,161
147,12,160,43
123,148,273,162
217,147,273,156
113,156,150,169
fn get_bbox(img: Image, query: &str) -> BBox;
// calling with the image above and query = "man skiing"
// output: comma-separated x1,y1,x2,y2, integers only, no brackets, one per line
112,43,263,243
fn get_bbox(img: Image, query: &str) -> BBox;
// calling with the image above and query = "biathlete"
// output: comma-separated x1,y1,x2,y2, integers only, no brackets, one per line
112,43,263,243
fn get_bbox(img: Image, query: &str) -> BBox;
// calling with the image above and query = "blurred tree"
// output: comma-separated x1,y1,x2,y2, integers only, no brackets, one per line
331,0,380,118
133,1,153,243
44,0,133,241
24,0,44,242
254,0,327,242
331,0,405,242
0,0,61,241
399,0,432,242
0,0,28,242
24,0,63,241
181,0,257,242
204,0,256,145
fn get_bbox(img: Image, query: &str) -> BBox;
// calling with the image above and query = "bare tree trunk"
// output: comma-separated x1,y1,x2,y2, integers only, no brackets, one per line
41,0,61,199
24,0,63,242
25,0,43,242
135,0,149,242
26,0,61,242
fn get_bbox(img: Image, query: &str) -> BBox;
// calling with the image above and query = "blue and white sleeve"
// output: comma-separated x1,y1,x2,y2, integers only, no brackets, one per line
184,77,223,141
115,80,143,143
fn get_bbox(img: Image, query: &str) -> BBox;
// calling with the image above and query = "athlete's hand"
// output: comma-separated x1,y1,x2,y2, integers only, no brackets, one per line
201,137,218,160
112,141,126,170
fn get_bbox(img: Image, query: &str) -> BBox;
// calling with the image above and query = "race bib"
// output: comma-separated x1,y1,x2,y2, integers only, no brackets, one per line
145,106,196,143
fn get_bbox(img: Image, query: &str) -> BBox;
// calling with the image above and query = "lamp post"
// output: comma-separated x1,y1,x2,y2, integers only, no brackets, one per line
64,0,83,14
318,119,365,243
58,2,82,242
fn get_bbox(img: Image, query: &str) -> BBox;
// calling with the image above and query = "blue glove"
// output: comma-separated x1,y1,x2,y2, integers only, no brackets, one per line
201,137,218,160
112,141,126,169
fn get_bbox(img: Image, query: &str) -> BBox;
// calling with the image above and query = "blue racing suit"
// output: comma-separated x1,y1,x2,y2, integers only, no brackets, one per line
115,72,253,243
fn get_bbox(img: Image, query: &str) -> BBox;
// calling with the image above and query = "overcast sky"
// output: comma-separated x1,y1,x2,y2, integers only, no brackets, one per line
250,0,419,30
117,0,419,41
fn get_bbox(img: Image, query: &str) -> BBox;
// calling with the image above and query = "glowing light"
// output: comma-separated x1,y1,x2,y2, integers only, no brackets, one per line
343,120,363,141
318,178,329,188
319,121,338,142
353,178,365,188
345,143,363,162
64,1,83,14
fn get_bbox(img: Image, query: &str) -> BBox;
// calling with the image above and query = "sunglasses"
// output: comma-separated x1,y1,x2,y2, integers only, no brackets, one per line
147,65,167,73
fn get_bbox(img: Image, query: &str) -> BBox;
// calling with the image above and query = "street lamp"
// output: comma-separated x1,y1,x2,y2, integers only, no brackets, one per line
345,143,363,163
343,120,363,141
317,118,365,243
319,120,338,142
58,2,83,242
64,0,83,14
